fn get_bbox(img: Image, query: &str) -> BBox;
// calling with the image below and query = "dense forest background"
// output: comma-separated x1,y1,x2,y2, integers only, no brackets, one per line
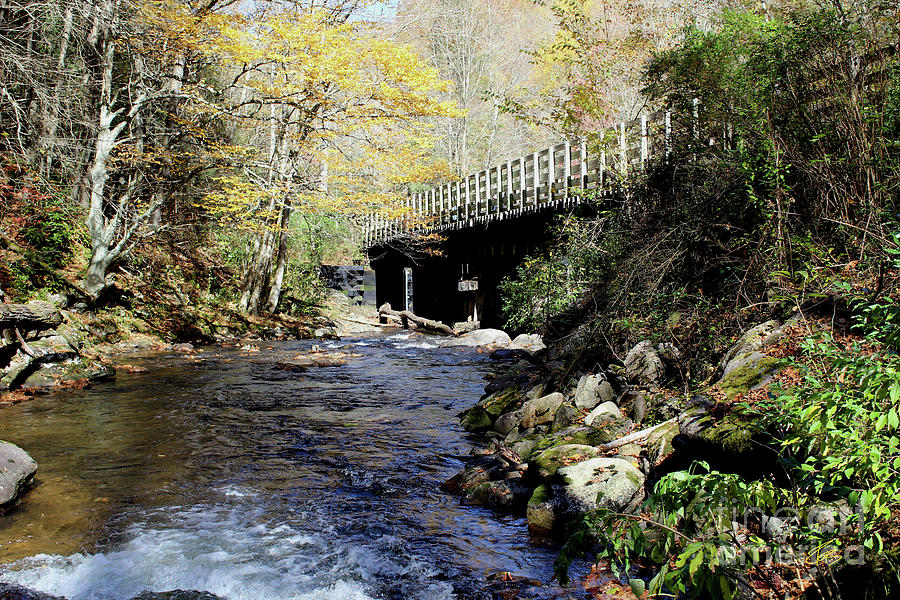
1,0,898,350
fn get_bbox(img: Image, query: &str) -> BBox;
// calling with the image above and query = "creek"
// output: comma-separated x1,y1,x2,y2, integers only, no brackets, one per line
0,332,577,600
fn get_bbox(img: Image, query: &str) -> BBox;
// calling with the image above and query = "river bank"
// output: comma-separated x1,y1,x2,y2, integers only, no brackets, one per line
444,306,900,598
0,287,382,405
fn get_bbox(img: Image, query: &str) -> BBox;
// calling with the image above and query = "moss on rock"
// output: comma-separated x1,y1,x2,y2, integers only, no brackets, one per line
718,354,780,399
479,387,524,417
526,484,558,533
528,483,553,507
646,420,680,467
461,406,493,432
699,414,755,453
532,444,600,479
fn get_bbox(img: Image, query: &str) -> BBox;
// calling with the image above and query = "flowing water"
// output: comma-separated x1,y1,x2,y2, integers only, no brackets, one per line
0,332,581,600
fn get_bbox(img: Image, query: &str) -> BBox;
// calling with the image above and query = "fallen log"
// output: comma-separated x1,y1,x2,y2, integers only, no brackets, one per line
0,302,63,332
596,418,677,453
378,303,457,336
340,316,396,328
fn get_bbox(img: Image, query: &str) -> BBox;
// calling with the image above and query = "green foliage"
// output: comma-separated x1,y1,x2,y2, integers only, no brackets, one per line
18,194,78,270
852,234,900,350
752,329,900,545
555,462,785,596
886,62,900,140
281,214,360,311
499,213,622,332
3,189,81,297
556,292,900,597
499,253,581,332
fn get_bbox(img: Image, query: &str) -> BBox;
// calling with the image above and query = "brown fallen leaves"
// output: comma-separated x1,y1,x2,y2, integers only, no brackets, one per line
583,563,643,599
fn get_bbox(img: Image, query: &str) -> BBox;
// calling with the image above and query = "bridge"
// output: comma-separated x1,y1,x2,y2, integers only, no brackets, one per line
365,107,696,328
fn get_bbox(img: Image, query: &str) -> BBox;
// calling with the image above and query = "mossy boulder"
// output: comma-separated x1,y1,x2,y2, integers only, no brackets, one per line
557,457,645,513
584,401,622,426
550,402,580,432
53,323,84,351
441,455,499,495
646,420,680,467
617,443,642,460
520,392,565,430
511,438,537,460
461,406,493,432
699,413,755,453
532,444,600,479
526,484,558,534
530,420,630,454
678,404,713,439
478,387,524,418
463,479,532,511
20,357,114,389
495,409,524,435
718,353,780,400
716,320,781,377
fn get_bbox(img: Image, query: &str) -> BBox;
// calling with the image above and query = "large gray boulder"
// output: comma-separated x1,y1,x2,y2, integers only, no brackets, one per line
463,479,532,510
584,401,623,427
716,320,781,375
0,441,38,506
574,373,617,411
624,341,664,386
532,444,600,479
551,402,580,432
716,351,780,400
526,484,558,534
557,457,645,513
520,392,565,430
508,334,545,352
494,409,524,435
444,328,512,348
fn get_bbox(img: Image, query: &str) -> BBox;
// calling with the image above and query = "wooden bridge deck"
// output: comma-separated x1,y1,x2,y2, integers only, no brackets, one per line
365,108,686,247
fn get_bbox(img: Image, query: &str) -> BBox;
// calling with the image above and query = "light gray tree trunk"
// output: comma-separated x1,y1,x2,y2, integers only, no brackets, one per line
263,202,292,313
81,0,154,298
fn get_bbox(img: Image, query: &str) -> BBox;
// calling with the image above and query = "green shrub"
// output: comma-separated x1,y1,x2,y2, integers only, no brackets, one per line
499,212,623,332
556,294,900,597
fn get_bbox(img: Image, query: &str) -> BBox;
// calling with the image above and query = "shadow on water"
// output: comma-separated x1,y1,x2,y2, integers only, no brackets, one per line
0,332,585,600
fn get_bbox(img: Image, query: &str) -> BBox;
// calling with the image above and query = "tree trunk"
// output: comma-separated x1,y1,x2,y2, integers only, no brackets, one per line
239,185,279,314
378,303,457,336
264,202,292,313
37,4,74,177
80,0,156,299
82,0,119,298
84,245,112,298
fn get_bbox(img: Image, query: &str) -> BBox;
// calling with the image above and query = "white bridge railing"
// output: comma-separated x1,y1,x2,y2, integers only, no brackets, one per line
365,105,703,248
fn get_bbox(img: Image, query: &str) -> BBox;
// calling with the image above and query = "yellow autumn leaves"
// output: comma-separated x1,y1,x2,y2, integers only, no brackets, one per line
135,0,461,232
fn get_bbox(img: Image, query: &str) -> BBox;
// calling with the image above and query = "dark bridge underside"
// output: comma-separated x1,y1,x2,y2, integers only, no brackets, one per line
368,205,599,330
